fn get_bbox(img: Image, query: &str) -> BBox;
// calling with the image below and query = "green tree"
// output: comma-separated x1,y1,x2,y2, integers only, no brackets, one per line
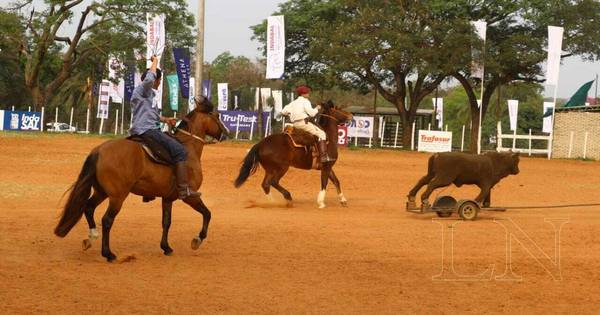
452,0,600,152
3,0,194,111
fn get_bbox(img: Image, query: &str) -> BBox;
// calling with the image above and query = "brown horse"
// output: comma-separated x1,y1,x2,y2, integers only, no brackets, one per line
234,101,353,208
54,97,228,262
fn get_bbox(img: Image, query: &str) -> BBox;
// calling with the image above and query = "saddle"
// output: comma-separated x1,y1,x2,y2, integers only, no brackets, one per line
283,125,323,170
127,134,175,166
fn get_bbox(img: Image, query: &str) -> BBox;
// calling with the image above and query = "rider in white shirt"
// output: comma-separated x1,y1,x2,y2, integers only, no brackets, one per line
281,86,334,163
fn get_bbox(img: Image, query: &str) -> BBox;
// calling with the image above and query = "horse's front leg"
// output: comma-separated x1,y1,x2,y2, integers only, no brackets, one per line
160,199,174,255
184,196,211,250
317,164,332,208
328,169,347,207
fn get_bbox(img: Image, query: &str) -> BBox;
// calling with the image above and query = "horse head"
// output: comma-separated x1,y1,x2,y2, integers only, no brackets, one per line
320,100,353,125
179,96,229,142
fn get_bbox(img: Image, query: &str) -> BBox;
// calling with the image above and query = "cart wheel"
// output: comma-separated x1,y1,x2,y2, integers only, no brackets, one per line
458,201,479,220
436,211,453,218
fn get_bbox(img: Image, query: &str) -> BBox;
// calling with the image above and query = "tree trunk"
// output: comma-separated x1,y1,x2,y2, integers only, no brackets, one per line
469,101,480,153
30,85,46,112
402,115,413,149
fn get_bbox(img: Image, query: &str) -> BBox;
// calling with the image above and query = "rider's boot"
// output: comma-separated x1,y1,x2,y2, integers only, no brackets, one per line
318,140,335,163
175,162,201,200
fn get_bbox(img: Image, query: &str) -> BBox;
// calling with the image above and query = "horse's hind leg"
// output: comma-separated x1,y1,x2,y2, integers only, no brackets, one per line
261,172,274,201
184,196,211,250
160,199,174,256
82,190,107,251
271,167,292,207
101,196,126,262
328,169,347,207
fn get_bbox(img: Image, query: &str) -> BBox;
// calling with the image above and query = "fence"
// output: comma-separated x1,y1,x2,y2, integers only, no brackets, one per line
496,121,551,157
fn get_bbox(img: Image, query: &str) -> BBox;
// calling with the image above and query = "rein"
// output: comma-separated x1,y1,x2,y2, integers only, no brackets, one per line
176,128,206,143
319,113,339,123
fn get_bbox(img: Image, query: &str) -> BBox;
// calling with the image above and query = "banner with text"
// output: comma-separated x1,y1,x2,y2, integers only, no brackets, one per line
188,77,196,112
219,110,271,133
217,83,229,111
173,48,191,99
202,80,212,99
418,130,453,153
432,98,443,129
337,125,348,146
97,80,111,119
146,13,166,67
167,74,179,111
346,116,374,138
546,26,564,86
0,110,42,131
266,15,285,79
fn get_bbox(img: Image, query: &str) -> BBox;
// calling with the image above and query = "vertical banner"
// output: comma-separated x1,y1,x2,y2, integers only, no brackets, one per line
232,90,241,110
271,90,284,120
470,20,487,78
432,97,443,129
546,26,564,86
146,14,166,68
202,80,212,99
173,48,191,99
108,56,124,103
255,88,272,111
189,77,196,112
167,74,179,111
543,102,555,133
266,15,285,79
337,125,348,146
124,63,136,103
217,83,229,111
507,99,519,131
96,80,111,119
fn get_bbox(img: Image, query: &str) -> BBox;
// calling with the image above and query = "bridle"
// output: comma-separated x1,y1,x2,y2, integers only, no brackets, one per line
319,108,352,124
176,127,206,143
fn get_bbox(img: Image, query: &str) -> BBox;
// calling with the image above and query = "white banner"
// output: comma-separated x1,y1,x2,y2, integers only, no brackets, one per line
543,101,555,133
508,99,519,131
146,14,166,68
255,88,272,111
108,56,124,103
188,77,196,112
432,97,443,129
472,20,487,40
217,83,228,111
418,130,453,153
154,78,163,110
271,90,283,120
97,80,111,119
266,15,285,79
347,116,374,138
546,26,564,86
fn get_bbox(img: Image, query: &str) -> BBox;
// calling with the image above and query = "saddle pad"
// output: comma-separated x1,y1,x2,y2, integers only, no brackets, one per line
127,134,174,166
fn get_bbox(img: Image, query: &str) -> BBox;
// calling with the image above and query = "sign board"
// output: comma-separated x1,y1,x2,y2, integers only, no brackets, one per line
0,110,42,131
346,116,374,138
218,110,271,133
337,125,348,146
418,130,452,153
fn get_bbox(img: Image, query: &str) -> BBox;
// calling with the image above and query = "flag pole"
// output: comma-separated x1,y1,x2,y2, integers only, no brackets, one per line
194,0,205,97
477,41,486,155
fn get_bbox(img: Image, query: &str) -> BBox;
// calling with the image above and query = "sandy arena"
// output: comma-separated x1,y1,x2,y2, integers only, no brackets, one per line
1,133,600,313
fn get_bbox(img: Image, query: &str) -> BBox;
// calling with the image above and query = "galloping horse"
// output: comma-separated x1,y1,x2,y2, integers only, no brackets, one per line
234,101,353,208
54,97,228,262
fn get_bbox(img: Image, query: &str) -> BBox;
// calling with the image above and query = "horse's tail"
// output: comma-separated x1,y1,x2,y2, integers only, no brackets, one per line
55,151,99,237
234,143,261,188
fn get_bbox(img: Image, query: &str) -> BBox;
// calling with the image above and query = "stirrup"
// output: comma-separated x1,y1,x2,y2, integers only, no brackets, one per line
178,187,200,200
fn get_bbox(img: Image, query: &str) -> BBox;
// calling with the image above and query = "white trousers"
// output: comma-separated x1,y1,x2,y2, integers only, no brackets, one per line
293,121,326,141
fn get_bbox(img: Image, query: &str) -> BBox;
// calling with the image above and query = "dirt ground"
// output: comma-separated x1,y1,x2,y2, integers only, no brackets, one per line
1,133,600,314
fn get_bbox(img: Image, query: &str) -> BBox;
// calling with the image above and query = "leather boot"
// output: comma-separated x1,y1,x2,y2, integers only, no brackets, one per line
175,162,200,200
318,140,335,163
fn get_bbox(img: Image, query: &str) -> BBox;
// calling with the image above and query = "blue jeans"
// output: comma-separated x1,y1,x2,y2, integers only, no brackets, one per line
142,129,187,163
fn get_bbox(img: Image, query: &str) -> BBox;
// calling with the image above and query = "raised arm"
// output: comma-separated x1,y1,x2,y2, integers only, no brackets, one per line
142,55,159,91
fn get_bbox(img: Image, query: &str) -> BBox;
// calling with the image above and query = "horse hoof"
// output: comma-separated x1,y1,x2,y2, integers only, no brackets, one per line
163,248,174,256
318,203,326,209
82,239,92,251
341,201,348,207
286,200,294,208
104,253,117,263
191,237,203,250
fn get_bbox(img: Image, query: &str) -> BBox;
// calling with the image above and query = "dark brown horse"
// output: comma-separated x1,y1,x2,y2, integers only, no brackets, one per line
54,97,228,262
234,101,353,208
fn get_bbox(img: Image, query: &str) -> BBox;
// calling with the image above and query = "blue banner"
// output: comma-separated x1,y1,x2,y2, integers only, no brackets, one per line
218,110,271,133
173,48,191,99
202,80,212,99
124,63,136,103
0,110,42,131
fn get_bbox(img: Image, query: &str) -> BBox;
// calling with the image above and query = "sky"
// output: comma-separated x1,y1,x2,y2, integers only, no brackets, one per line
8,0,600,99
